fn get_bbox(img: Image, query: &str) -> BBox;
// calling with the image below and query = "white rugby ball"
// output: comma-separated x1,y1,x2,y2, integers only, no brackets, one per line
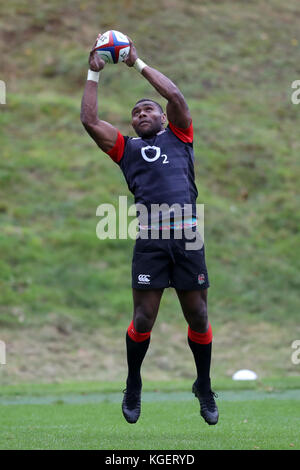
232,369,257,381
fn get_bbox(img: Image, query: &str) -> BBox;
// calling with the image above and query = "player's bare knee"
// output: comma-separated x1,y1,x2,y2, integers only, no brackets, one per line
188,303,208,333
134,306,155,332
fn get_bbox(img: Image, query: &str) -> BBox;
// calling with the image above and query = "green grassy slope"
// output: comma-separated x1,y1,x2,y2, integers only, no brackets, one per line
0,0,300,380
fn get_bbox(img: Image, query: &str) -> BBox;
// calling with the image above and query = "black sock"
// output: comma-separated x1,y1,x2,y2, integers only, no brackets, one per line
188,337,212,394
126,332,150,389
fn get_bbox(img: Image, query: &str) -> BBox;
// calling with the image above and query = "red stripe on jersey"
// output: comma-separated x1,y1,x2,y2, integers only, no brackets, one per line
107,131,125,163
169,120,193,143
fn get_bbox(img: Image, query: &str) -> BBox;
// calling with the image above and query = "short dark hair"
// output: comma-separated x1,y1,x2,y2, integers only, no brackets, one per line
133,98,164,114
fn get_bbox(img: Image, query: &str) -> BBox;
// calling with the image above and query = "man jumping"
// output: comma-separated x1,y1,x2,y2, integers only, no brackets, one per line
80,35,218,426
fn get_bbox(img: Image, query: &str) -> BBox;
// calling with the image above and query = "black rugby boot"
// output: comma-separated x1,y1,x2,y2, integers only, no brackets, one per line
122,386,142,424
192,381,219,425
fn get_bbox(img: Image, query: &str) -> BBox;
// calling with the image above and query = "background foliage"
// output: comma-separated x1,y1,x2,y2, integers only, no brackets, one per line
0,0,299,383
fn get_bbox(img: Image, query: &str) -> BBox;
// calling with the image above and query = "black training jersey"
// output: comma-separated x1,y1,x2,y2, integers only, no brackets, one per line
106,121,198,225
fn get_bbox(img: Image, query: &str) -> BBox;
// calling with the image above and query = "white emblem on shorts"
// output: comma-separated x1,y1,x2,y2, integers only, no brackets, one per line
138,274,151,284
198,274,205,285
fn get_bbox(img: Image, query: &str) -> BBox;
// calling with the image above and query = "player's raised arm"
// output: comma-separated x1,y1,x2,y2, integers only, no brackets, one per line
124,38,191,129
80,40,119,153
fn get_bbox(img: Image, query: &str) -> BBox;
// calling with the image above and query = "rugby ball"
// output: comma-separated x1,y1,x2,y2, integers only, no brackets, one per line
93,30,130,64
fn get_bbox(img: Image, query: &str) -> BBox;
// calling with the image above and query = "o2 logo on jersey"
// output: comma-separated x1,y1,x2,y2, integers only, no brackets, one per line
141,146,169,164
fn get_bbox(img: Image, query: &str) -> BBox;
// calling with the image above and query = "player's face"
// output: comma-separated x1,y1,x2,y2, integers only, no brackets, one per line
131,101,166,138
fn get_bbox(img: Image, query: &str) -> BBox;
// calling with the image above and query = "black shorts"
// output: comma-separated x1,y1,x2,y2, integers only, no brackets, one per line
132,229,210,290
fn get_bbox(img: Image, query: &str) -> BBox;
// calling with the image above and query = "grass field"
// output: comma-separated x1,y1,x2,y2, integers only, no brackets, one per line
0,379,299,450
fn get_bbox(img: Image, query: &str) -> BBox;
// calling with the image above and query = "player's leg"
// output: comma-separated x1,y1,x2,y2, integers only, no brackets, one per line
176,288,218,425
176,288,211,390
122,288,164,424
123,232,170,423
127,235,169,388
170,236,214,393
127,287,164,387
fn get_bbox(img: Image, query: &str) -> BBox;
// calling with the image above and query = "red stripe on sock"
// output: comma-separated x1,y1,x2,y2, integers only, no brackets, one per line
127,320,151,343
188,323,213,345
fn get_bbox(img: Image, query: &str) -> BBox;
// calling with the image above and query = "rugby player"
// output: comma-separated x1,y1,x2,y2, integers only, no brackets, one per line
80,36,218,425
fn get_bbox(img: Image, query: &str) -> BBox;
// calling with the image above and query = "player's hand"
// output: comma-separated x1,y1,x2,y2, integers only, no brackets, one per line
124,36,138,67
89,35,106,71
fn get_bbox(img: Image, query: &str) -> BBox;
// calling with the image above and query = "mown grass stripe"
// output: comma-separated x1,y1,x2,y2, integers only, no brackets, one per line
0,389,299,406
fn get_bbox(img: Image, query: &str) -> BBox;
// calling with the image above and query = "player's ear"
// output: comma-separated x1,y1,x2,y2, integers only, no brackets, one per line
161,113,167,125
